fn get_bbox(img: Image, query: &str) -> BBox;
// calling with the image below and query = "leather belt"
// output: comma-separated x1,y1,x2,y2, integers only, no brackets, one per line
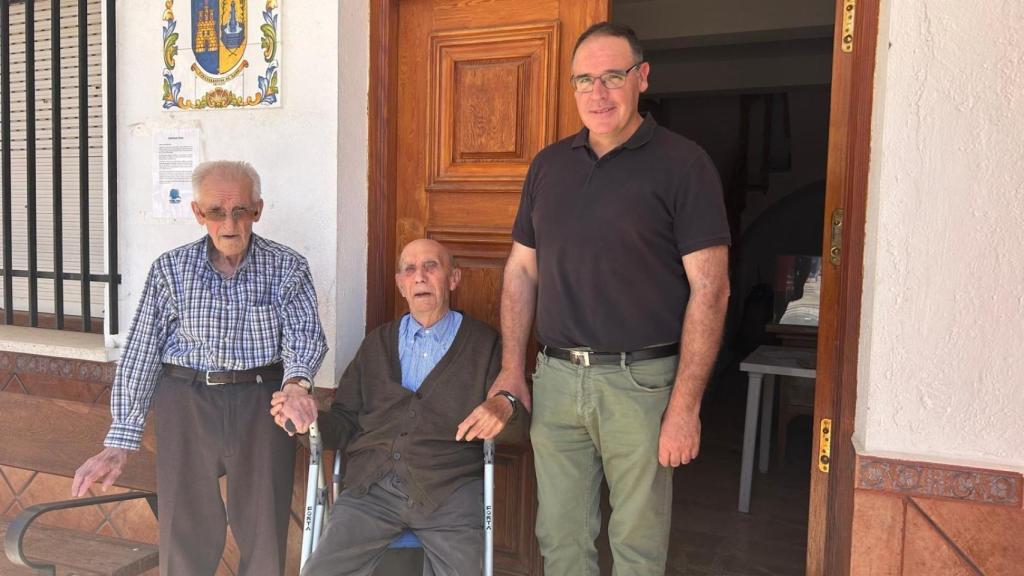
542,343,678,367
163,363,284,385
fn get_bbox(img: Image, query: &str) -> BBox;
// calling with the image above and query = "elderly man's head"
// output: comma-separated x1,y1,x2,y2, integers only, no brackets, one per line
395,239,461,327
190,161,264,263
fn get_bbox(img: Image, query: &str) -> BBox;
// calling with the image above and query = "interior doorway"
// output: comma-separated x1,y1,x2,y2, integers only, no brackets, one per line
598,2,837,574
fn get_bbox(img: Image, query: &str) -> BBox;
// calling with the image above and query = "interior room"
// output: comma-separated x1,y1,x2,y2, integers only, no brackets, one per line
607,1,836,574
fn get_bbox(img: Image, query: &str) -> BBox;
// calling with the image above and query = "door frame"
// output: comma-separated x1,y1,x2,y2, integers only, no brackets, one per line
806,0,881,573
366,0,399,333
364,0,881,573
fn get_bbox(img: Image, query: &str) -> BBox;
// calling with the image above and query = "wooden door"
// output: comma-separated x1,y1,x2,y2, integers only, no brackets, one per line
384,1,610,574
805,0,880,573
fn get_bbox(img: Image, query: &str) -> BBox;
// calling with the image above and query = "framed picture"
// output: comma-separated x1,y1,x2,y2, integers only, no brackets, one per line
774,255,821,326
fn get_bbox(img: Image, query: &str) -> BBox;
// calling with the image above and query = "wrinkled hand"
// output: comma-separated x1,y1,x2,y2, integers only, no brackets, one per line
71,447,128,497
490,368,533,413
270,385,318,436
455,395,514,441
658,410,701,467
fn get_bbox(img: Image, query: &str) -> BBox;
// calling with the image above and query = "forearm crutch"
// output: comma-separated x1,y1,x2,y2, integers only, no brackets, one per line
484,438,495,576
298,421,327,570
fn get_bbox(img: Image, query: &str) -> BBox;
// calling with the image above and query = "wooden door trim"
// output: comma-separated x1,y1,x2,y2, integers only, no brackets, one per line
807,0,881,574
366,0,399,333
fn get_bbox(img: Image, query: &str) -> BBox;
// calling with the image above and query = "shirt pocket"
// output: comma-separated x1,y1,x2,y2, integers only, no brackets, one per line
243,304,281,353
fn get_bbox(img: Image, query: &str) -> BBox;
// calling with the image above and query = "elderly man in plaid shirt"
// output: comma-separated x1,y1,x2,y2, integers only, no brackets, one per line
72,160,328,576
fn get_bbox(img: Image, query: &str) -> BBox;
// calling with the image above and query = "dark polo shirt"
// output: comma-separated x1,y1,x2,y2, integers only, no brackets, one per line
512,114,730,352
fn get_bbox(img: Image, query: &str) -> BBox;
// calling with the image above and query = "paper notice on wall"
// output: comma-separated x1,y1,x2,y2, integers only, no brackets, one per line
153,129,203,218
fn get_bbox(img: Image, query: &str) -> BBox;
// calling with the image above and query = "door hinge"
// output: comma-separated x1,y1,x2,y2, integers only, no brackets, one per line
818,418,832,473
841,0,856,53
829,208,844,266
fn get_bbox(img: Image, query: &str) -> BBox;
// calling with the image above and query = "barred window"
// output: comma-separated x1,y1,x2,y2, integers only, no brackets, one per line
0,0,117,333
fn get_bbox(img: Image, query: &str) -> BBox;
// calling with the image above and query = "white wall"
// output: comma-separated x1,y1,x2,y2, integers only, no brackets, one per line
856,0,1024,470
111,0,369,387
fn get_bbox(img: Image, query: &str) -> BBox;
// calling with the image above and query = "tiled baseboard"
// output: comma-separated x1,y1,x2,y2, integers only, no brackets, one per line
856,453,1021,508
851,452,1023,576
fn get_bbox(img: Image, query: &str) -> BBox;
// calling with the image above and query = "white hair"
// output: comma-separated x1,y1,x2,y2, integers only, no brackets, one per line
192,160,262,203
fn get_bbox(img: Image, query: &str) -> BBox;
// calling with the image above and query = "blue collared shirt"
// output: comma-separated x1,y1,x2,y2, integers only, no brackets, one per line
398,310,463,392
104,234,328,450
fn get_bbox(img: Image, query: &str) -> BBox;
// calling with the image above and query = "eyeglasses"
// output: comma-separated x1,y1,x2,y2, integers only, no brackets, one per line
197,206,258,222
398,260,441,278
570,62,642,93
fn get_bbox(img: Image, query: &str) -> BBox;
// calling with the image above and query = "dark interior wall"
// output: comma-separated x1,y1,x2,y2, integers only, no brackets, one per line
651,85,829,236
645,84,830,358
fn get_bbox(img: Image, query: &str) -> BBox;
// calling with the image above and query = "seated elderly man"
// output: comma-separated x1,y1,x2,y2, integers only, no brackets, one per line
271,238,520,576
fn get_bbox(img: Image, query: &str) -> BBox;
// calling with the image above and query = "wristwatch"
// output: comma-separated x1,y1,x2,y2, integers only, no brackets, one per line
495,390,518,415
282,378,313,394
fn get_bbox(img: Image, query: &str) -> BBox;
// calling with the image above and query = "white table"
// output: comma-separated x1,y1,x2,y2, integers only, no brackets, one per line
737,345,816,513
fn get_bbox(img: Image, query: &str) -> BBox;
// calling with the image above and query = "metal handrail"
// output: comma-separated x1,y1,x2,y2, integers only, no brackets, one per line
4,490,157,575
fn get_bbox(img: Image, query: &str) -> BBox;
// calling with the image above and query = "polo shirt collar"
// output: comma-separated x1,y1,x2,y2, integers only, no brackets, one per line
571,112,658,151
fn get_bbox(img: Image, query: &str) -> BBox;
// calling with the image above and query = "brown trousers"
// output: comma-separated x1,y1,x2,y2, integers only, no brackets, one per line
153,368,296,576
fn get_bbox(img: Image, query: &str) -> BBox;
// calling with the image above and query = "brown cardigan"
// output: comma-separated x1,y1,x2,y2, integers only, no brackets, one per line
318,313,517,513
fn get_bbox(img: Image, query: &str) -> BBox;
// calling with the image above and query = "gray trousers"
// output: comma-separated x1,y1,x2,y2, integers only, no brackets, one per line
301,473,483,576
153,368,296,576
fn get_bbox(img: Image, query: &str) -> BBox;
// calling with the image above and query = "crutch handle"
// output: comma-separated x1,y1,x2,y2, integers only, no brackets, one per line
284,419,321,438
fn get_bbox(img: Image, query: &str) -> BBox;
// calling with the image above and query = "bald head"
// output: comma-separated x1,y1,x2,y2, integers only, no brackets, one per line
395,239,461,327
397,239,456,271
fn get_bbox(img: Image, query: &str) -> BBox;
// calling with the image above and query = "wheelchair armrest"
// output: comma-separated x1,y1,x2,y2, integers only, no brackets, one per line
4,491,157,575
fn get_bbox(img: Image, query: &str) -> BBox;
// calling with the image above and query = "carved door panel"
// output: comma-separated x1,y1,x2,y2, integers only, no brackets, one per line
394,1,609,573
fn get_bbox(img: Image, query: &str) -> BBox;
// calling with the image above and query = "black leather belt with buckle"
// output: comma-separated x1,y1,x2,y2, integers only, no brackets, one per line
163,363,284,385
542,343,678,367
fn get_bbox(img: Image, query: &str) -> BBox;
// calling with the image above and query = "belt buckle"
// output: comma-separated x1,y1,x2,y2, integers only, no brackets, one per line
569,350,591,367
205,371,225,386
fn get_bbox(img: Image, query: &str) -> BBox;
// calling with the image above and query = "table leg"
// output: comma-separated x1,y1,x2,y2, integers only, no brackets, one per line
759,374,776,474
739,372,763,513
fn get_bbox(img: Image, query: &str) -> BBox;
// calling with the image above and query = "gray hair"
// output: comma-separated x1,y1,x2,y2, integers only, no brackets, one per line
192,160,262,203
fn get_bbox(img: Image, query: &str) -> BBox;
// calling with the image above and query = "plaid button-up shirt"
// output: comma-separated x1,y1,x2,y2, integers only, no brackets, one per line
104,234,328,450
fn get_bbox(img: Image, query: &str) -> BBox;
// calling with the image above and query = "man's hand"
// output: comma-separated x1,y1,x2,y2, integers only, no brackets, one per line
71,447,128,497
658,408,701,467
456,395,514,441
270,384,318,435
489,368,533,413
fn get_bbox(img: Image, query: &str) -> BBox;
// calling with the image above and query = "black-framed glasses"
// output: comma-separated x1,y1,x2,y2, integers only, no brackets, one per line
197,206,258,222
570,62,642,93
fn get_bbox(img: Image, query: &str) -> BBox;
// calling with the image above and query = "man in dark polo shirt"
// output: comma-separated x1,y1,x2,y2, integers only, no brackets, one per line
490,22,731,575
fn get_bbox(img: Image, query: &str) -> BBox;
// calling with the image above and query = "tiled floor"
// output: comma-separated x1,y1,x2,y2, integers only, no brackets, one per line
599,366,812,576
669,368,810,576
